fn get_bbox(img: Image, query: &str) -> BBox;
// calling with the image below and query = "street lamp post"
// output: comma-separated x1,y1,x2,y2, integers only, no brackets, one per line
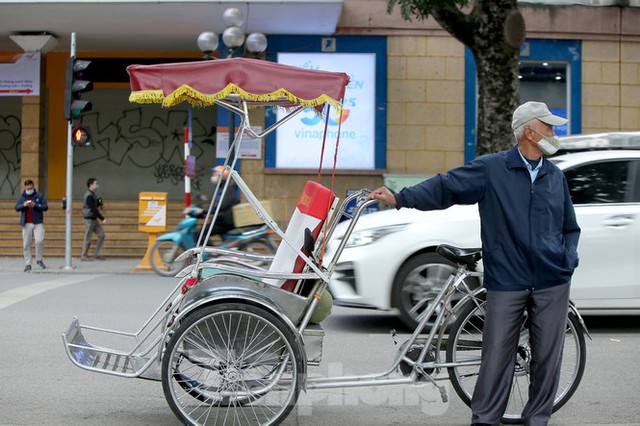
197,8,268,163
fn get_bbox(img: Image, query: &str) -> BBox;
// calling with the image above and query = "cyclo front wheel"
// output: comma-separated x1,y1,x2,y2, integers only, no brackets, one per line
446,292,586,424
162,302,304,425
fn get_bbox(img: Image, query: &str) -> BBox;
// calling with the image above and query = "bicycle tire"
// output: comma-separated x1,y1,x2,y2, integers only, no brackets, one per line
392,253,480,330
150,240,187,277
446,292,586,423
162,302,304,425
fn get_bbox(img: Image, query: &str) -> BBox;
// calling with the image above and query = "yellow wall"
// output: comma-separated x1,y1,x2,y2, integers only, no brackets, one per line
45,52,68,199
582,40,640,133
387,35,466,176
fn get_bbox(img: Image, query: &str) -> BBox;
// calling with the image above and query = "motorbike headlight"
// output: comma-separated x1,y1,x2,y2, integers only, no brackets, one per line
344,224,408,248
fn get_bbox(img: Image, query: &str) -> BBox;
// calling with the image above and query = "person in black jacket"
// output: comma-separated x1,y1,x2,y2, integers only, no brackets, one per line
81,178,106,261
15,179,49,272
369,101,580,426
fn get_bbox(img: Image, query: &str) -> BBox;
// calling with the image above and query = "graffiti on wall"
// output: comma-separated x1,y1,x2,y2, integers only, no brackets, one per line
0,114,21,196
75,108,213,168
74,105,217,198
0,95,219,199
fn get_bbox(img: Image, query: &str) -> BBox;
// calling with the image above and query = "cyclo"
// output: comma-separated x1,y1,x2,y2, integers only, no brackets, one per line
62,58,588,425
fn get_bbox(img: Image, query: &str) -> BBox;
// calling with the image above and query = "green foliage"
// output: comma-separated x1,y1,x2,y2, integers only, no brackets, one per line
387,0,469,21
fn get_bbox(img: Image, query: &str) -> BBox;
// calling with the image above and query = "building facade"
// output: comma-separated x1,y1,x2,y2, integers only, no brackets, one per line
0,0,639,227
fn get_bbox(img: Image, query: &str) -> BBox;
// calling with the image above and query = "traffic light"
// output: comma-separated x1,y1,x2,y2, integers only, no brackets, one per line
63,56,93,121
71,125,91,147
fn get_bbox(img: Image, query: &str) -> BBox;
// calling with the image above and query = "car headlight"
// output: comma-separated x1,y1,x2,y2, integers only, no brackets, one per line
343,224,408,248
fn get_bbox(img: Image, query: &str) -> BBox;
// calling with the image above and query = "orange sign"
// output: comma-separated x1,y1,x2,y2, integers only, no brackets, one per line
138,192,167,233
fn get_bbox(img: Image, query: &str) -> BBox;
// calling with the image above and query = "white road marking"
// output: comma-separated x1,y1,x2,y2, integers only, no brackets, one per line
0,275,96,310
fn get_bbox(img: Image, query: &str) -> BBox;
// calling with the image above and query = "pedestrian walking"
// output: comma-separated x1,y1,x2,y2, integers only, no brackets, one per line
15,179,49,272
368,101,580,426
81,178,106,261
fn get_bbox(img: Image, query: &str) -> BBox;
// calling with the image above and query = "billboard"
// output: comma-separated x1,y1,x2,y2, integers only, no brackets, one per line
0,52,40,96
276,53,376,170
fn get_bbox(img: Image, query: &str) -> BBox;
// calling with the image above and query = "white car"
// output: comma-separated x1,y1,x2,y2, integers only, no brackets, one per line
326,150,640,329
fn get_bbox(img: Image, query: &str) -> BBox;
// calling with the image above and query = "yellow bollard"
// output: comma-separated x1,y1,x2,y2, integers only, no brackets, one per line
135,233,162,272
135,192,167,272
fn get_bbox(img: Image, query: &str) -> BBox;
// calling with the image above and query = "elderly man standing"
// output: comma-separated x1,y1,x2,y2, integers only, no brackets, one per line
15,179,49,272
369,101,580,425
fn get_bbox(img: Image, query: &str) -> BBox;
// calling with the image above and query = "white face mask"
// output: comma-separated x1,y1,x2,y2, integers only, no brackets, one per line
530,128,560,156
537,135,560,156
210,176,219,185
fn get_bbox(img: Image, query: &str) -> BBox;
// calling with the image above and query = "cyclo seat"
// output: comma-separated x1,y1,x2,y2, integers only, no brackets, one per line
266,181,336,293
436,244,482,268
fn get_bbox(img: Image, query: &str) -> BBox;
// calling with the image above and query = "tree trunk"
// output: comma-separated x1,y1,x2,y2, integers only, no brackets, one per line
471,3,521,155
433,0,521,156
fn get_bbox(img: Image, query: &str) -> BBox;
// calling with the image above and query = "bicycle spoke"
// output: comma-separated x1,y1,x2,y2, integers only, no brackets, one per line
163,304,301,425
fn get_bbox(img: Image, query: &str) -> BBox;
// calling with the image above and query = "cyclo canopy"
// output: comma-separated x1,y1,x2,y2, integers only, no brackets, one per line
127,57,350,113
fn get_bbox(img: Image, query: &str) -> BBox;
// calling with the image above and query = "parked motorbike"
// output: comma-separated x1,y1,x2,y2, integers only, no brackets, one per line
149,207,276,277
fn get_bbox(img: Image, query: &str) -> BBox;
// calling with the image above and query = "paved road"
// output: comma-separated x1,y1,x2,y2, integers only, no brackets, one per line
0,261,639,425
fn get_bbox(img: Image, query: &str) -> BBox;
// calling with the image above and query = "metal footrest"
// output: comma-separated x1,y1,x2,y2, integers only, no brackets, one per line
62,317,161,380
302,323,324,366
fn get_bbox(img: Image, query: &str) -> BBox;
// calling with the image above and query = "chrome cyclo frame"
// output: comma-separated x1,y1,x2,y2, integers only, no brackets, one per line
61,95,382,381
304,257,483,396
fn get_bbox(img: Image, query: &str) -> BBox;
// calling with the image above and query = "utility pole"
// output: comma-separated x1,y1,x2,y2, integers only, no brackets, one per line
63,32,76,270
63,32,93,269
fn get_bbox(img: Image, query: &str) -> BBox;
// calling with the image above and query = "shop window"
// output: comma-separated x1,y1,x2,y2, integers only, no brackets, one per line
564,160,632,205
520,61,568,135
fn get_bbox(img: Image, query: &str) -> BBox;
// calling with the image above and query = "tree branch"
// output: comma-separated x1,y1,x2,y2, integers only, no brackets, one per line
431,2,477,48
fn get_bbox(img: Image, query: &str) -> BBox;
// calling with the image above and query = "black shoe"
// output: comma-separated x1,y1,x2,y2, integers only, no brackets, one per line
37,260,46,269
24,264,32,272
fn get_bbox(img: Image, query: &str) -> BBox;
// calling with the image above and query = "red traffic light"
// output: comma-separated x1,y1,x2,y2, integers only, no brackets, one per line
72,126,91,146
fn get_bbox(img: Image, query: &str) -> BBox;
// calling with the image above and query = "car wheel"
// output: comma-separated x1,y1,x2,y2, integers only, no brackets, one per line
392,252,479,330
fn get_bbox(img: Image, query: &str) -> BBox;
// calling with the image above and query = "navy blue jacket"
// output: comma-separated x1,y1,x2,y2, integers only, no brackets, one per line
15,190,48,226
395,145,580,291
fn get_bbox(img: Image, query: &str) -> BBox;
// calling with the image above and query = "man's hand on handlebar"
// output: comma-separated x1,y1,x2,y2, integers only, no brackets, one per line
368,186,397,207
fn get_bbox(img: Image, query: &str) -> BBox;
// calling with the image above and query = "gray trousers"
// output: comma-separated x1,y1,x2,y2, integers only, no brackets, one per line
470,283,570,426
82,219,105,256
22,223,45,265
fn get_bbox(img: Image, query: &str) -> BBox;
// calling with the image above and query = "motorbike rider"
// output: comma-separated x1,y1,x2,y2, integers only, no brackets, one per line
186,165,241,242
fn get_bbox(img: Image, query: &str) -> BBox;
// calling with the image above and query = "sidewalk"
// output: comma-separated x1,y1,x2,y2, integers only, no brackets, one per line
0,257,150,274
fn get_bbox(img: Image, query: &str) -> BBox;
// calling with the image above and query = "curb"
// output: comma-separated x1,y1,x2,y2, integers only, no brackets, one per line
0,257,153,275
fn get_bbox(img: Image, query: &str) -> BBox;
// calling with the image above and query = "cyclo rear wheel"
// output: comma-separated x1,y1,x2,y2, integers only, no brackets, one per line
162,302,304,425
446,292,586,424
